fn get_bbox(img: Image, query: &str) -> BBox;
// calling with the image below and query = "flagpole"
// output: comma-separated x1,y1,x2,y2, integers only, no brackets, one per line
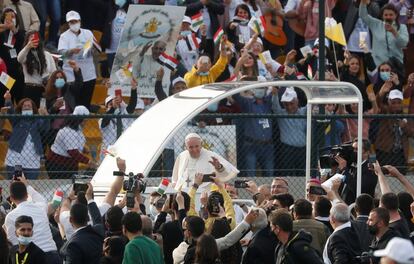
331,40,340,81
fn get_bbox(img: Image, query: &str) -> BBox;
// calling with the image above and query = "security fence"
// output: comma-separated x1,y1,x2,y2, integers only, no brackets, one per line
0,112,413,199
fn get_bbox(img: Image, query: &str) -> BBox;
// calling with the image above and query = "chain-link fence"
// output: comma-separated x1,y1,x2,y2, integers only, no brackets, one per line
0,112,413,199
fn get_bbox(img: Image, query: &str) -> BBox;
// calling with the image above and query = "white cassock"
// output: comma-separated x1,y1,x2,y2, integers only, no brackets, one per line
172,148,239,190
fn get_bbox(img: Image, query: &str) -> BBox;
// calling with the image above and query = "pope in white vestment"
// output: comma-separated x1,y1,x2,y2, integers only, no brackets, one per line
172,133,239,190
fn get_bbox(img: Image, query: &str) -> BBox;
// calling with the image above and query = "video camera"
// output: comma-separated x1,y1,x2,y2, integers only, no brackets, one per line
319,143,356,169
113,171,147,208
355,251,375,264
113,171,146,193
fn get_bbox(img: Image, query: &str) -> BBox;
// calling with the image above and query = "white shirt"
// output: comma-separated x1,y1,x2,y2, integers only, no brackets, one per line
51,127,85,157
3,186,57,252
284,0,301,12
17,46,57,84
176,35,200,71
323,221,351,264
106,9,127,54
5,134,41,168
58,28,97,82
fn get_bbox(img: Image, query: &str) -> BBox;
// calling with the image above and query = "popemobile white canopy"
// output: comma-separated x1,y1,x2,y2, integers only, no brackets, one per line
92,81,363,199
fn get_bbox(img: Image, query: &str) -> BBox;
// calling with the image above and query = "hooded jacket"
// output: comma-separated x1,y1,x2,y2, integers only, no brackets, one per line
274,230,323,264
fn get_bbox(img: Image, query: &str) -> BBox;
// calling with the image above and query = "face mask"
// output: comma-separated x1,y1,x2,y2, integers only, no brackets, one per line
17,235,32,246
12,18,16,26
198,72,209,76
254,89,266,99
207,103,218,112
368,224,378,235
55,78,65,88
380,71,391,81
115,0,126,7
180,30,192,36
69,22,81,33
22,110,33,116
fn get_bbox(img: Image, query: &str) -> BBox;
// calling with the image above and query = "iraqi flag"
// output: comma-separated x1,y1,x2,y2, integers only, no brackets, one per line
191,12,204,31
188,33,200,50
224,74,237,82
213,27,224,45
159,52,179,71
248,16,266,36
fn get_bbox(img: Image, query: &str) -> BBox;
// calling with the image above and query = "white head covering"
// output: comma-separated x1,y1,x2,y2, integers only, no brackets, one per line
185,133,202,144
281,87,298,102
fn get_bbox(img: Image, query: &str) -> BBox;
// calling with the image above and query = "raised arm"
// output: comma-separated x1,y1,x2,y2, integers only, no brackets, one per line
373,161,392,194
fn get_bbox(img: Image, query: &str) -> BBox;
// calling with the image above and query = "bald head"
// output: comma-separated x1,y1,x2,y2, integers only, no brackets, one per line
140,215,153,237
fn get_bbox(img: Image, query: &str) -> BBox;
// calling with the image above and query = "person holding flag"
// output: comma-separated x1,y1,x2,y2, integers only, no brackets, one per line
227,4,254,52
185,0,225,59
184,34,229,88
176,16,207,71
58,11,97,110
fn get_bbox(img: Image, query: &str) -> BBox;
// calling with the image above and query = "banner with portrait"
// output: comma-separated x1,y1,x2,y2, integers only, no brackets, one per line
108,5,185,98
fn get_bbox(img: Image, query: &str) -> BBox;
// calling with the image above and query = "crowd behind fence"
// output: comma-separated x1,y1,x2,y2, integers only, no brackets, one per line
0,112,413,191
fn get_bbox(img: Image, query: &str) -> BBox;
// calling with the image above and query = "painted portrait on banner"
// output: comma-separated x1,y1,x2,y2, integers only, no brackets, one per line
108,5,185,97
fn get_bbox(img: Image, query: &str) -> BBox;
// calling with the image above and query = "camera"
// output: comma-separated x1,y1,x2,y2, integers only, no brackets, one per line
72,174,92,195
13,165,23,181
113,171,146,193
234,180,248,188
319,143,355,169
356,251,375,263
113,171,147,209
207,192,224,215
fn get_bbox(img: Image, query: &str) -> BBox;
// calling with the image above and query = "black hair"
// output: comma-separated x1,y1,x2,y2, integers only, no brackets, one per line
381,192,399,211
314,196,332,217
380,4,400,30
195,234,221,264
172,191,191,212
397,192,414,225
101,236,126,264
70,203,89,226
293,199,313,219
186,216,205,239
106,206,124,232
23,31,47,76
10,181,28,201
15,215,33,228
122,212,142,233
355,194,374,216
272,193,295,209
371,207,390,226
234,4,251,19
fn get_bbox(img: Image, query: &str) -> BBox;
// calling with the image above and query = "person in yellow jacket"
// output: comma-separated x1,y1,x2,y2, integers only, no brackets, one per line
188,172,236,231
184,36,229,88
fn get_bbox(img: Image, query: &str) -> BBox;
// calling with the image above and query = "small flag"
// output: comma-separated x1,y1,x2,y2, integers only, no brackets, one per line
325,18,347,46
92,36,102,52
157,178,170,195
51,53,63,61
258,50,272,64
159,52,179,71
307,65,313,80
224,74,237,82
213,27,224,45
188,33,200,50
83,39,93,57
102,149,116,158
0,71,15,90
249,16,266,36
191,12,204,31
52,189,64,209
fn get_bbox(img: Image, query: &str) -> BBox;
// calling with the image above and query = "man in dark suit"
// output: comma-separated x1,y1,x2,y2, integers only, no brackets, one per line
353,194,375,252
242,208,278,264
60,203,104,264
324,203,362,264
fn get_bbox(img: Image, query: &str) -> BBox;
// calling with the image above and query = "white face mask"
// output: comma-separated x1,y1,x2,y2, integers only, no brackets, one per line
21,110,33,115
69,22,81,33
17,235,32,246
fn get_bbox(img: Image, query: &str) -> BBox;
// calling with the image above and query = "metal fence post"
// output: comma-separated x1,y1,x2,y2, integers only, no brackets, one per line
116,116,122,139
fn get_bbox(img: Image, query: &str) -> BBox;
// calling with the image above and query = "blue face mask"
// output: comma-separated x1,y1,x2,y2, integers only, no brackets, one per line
207,103,218,112
380,71,391,81
17,235,32,246
180,30,192,36
254,89,266,99
198,72,209,76
115,0,126,7
55,78,65,89
21,110,33,115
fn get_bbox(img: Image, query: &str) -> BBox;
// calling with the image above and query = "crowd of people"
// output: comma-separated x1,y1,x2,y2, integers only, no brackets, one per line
0,0,412,178
1,151,414,264
0,0,413,262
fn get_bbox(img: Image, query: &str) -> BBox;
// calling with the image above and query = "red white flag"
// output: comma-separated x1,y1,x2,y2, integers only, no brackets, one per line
159,52,179,71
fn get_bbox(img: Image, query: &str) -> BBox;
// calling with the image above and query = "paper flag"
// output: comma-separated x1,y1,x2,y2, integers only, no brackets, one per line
83,39,92,57
0,71,15,90
157,178,170,195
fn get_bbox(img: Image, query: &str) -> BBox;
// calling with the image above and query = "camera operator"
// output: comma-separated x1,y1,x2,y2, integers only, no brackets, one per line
366,207,399,264
328,139,378,205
